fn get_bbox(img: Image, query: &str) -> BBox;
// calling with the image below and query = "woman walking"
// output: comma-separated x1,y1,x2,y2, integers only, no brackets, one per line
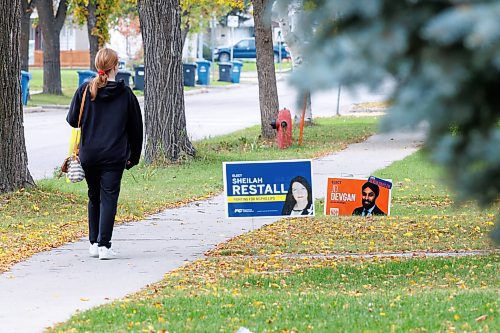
67,48,143,260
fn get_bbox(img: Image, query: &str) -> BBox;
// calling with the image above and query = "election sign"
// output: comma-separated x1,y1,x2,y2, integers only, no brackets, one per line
223,160,314,218
324,177,392,216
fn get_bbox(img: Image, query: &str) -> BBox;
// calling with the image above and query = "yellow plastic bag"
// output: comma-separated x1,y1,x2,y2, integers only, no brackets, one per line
68,128,81,156
65,129,81,183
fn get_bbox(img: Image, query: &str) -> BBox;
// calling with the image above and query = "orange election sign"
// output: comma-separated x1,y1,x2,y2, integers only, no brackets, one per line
325,177,392,216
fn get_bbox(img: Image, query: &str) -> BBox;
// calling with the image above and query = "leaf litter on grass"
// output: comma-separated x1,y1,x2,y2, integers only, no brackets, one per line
50,254,499,333
0,117,379,272
50,149,500,332
206,213,498,257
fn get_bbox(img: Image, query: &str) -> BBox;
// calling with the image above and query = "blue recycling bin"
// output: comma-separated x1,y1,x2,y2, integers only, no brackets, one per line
218,62,232,82
77,70,97,87
231,61,243,83
134,65,145,91
195,60,211,85
20,70,32,106
116,70,132,87
183,63,197,87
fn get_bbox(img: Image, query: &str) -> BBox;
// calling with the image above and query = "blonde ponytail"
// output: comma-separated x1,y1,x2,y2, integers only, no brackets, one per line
90,74,108,101
90,48,119,101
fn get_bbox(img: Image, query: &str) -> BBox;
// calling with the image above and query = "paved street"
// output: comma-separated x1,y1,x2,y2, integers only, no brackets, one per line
24,78,391,179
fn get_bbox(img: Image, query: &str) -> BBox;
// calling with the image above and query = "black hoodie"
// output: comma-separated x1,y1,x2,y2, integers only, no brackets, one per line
66,81,143,168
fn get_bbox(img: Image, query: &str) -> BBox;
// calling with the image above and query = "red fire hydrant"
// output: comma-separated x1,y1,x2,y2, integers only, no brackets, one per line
271,108,293,149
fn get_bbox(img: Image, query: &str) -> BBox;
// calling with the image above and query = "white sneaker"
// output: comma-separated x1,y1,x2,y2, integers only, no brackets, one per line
89,243,98,258
98,246,117,260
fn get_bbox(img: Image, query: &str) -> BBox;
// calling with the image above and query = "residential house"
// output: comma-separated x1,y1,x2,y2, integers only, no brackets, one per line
31,10,90,68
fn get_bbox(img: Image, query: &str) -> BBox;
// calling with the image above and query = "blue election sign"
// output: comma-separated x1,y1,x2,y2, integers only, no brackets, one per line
223,160,314,218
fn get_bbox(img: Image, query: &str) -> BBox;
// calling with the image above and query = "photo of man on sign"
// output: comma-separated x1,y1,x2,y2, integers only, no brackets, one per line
324,177,392,216
351,182,386,216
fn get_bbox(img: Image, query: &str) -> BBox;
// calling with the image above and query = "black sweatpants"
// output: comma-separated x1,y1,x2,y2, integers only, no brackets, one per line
83,163,125,248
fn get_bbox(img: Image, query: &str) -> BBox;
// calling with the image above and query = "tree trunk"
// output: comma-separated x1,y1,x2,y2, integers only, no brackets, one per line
253,0,279,139
181,27,189,50
180,8,190,49
277,1,313,124
87,1,98,71
36,0,68,95
138,0,195,163
0,0,35,193
20,1,36,72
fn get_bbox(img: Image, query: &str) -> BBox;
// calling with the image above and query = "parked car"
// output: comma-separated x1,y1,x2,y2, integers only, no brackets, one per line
214,37,291,63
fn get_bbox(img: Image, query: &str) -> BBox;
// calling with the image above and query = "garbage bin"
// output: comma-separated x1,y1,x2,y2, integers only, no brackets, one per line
134,65,145,91
77,70,97,87
231,60,243,83
218,62,232,82
195,60,211,85
116,70,132,87
20,70,32,106
183,63,197,87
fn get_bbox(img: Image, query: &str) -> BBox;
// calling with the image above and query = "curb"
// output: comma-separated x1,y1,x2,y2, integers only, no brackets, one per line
24,105,69,113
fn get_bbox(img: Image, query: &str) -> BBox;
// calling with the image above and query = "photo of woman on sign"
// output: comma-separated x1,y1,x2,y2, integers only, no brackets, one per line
281,176,314,216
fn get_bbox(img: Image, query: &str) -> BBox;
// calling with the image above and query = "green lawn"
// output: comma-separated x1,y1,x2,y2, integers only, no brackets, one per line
28,93,74,106
208,152,498,256
28,68,80,93
51,255,499,332
47,139,499,332
0,116,378,273
26,68,240,106
26,69,80,106
239,60,292,72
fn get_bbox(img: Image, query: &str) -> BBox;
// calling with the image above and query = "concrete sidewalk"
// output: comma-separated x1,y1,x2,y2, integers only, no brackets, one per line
0,131,424,333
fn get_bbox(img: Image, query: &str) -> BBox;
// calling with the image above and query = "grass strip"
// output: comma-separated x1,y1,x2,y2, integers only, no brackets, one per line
0,116,378,272
208,152,499,256
207,213,497,256
26,69,80,106
351,101,390,111
51,255,499,332
26,69,140,106
239,60,293,72
48,139,499,332
28,92,74,106
28,68,80,93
